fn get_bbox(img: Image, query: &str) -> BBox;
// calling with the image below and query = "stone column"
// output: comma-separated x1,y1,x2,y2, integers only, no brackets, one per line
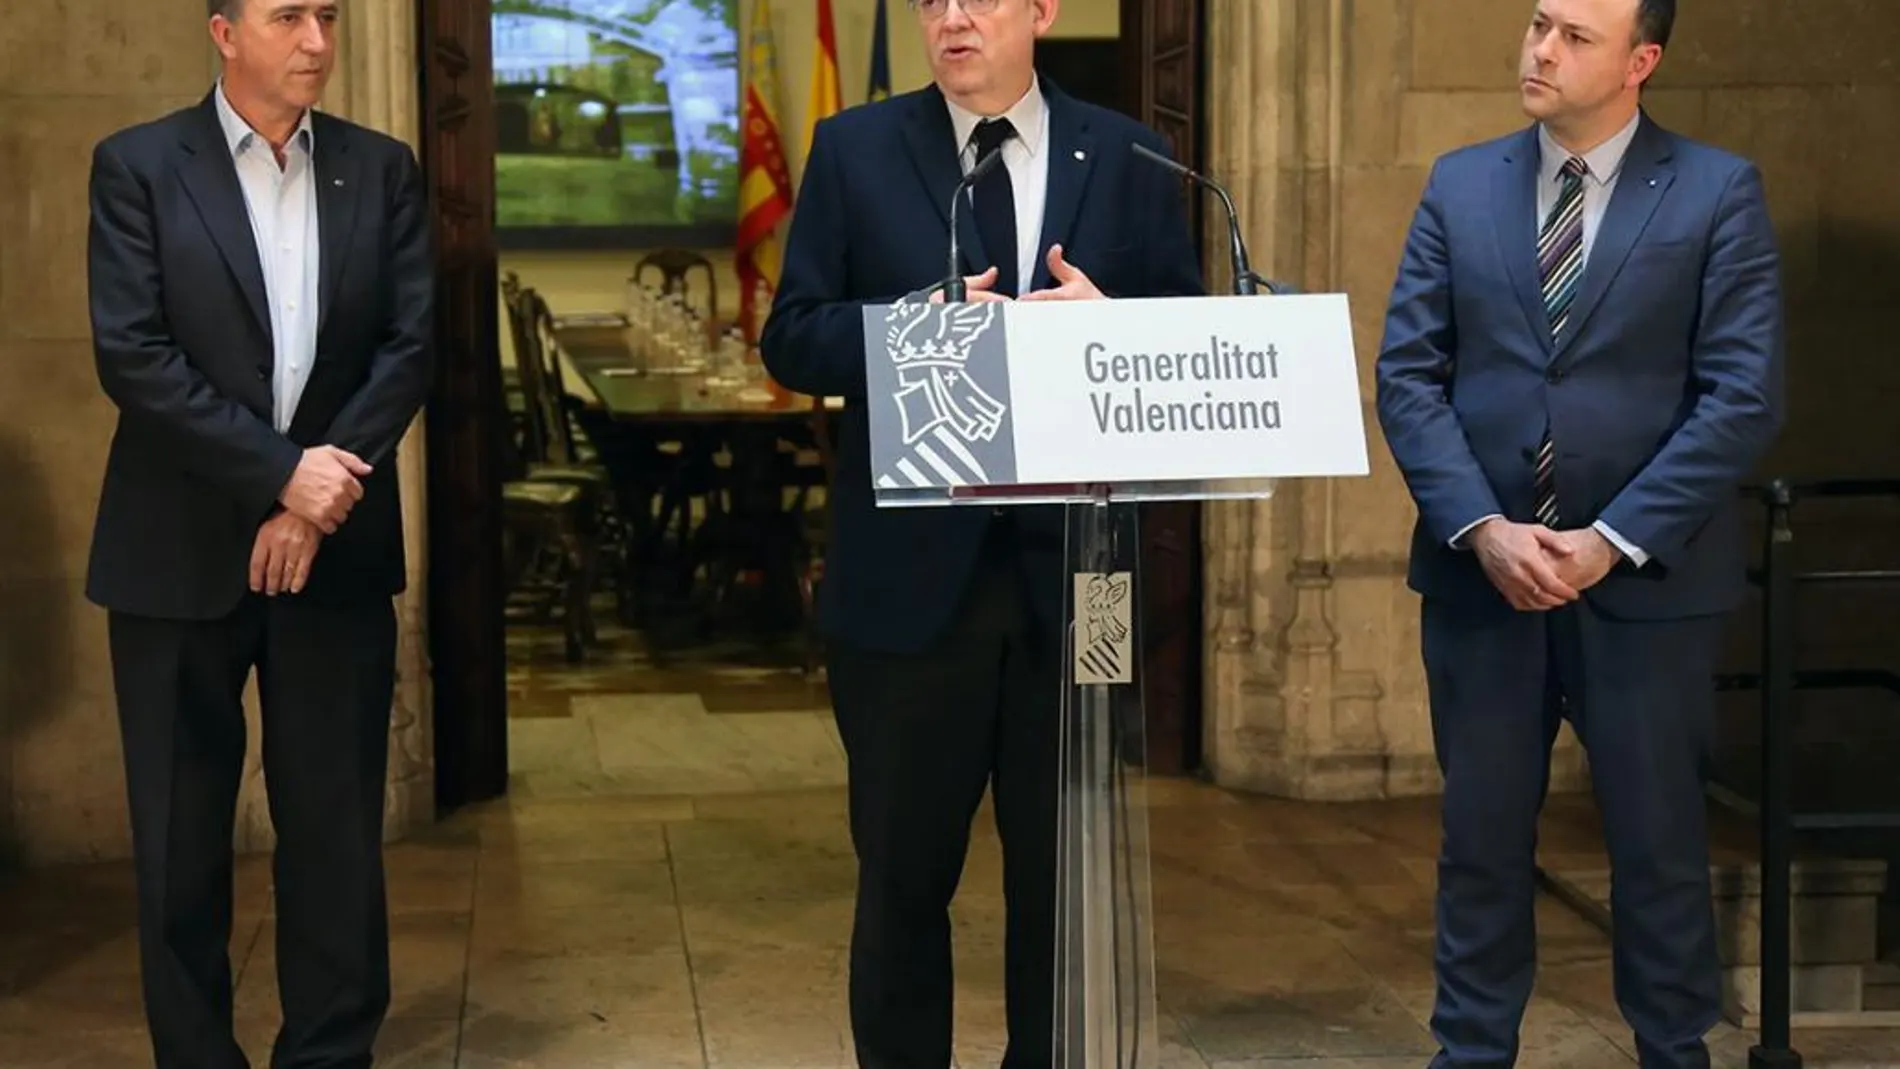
1198,0,1590,800
1199,0,1388,802
232,0,435,849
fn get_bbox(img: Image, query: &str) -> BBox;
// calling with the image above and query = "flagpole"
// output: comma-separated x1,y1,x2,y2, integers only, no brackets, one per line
867,0,890,102
804,0,842,156
736,0,793,348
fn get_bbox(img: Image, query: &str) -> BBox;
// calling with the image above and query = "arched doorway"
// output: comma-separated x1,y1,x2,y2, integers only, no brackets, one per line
415,0,1212,810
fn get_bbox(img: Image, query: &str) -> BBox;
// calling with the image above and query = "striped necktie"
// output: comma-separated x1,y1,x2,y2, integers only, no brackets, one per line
1532,156,1587,527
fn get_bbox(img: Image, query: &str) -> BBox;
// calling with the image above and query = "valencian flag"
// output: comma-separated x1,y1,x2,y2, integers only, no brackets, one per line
737,0,794,344
867,0,890,102
805,0,843,154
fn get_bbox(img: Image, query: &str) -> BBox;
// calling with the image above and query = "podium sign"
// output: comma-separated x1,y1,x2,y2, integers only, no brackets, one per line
857,292,1370,1068
861,293,1369,505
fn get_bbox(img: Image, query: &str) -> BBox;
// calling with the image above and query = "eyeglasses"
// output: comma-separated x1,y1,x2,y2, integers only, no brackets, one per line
910,0,1002,18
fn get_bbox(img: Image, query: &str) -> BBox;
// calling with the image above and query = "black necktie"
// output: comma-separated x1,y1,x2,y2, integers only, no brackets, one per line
970,118,1018,297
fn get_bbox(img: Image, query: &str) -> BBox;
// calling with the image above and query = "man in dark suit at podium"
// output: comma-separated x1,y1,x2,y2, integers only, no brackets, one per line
83,2,432,1065
760,0,1202,1063
1375,1,1783,1066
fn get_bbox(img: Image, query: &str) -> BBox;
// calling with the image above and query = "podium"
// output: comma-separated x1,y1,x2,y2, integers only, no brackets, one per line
860,291,1370,1066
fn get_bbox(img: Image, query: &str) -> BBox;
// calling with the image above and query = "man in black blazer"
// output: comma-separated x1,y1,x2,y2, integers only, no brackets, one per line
84,2,431,1065
761,1,1201,1064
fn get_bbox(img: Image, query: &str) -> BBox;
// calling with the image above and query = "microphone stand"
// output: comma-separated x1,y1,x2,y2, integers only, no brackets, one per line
938,146,1005,302
1130,141,1291,297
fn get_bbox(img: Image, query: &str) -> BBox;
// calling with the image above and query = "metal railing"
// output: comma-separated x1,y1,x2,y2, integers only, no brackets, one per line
1712,478,1900,1069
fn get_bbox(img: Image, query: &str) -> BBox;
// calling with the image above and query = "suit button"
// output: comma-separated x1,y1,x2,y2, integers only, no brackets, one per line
256,366,268,381
1546,369,1563,384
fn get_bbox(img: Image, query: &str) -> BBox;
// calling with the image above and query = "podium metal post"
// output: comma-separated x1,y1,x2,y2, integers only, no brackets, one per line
1053,490,1159,1068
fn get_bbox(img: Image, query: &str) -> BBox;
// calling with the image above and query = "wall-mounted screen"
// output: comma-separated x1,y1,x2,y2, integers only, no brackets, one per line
493,0,739,249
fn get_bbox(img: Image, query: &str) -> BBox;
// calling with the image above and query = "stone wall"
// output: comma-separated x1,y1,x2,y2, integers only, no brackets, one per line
0,0,432,868
8,0,1897,861
1202,0,1900,800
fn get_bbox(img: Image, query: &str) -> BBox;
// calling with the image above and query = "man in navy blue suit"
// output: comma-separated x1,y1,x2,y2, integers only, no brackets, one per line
760,0,1202,1064
1376,1,1783,1066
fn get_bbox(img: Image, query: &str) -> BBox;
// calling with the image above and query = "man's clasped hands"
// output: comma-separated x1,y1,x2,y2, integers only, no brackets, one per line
1466,517,1623,612
251,445,372,597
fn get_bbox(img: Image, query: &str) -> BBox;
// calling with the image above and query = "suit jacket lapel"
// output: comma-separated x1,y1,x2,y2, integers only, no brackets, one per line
1031,87,1095,292
177,96,272,345
1553,117,1675,361
312,114,359,337
900,87,992,278
1492,127,1552,354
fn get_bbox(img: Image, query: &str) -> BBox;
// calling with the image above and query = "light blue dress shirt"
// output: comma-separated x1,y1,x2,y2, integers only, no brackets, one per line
213,82,320,434
1537,112,1647,566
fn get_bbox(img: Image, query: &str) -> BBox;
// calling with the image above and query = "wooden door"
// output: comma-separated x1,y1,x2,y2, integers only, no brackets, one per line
1120,0,1206,775
418,0,509,810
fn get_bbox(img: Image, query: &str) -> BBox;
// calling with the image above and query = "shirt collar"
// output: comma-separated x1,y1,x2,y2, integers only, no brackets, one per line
943,75,1046,159
214,79,314,157
1538,109,1639,187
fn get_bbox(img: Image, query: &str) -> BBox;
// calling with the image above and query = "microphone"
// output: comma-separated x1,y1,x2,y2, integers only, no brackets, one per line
1130,141,1282,296
941,146,1006,302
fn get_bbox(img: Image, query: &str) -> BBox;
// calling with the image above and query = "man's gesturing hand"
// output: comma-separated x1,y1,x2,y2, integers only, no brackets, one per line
279,446,371,533
251,510,323,596
1018,245,1105,302
928,265,1010,304
1467,518,1581,611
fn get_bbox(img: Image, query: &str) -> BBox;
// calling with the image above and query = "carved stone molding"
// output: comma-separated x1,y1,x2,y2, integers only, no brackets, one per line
234,0,435,851
1199,1,1403,800
1201,0,1366,799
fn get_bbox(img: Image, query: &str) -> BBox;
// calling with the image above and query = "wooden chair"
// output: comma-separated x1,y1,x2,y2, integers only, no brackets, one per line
510,288,631,619
495,282,609,660
797,397,837,677
500,270,527,428
501,480,596,662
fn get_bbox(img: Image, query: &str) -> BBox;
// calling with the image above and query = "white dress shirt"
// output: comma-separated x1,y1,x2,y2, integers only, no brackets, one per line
1535,111,1640,278
1453,111,1650,567
214,82,320,433
943,77,1050,295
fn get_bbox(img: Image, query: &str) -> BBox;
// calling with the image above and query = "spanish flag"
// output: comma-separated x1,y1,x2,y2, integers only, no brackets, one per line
867,0,890,102
804,0,843,154
737,0,794,344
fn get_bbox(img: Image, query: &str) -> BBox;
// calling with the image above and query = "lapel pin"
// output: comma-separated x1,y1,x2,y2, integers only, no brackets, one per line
1074,149,1086,161
1647,178,1656,187
333,178,345,187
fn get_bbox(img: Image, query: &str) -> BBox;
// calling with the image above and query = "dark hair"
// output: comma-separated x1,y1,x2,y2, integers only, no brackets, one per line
208,0,240,17
1634,0,1675,48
